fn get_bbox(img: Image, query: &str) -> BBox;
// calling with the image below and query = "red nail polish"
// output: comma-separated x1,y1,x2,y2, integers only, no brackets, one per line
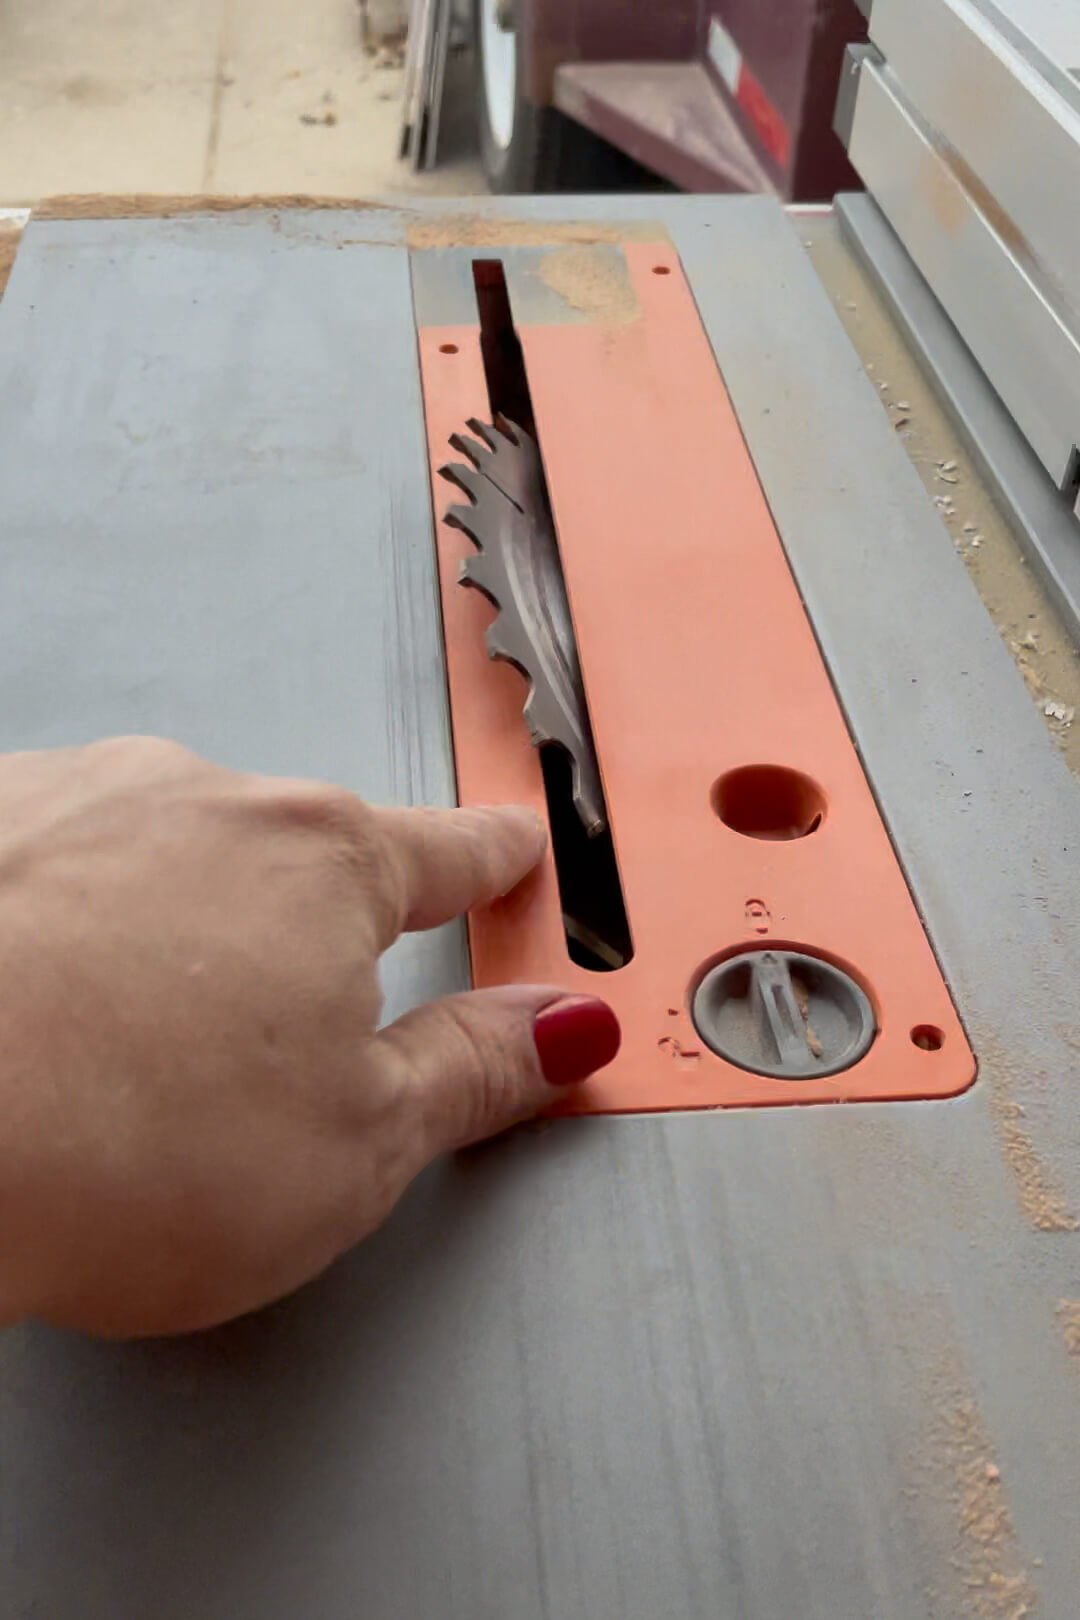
533,996,621,1087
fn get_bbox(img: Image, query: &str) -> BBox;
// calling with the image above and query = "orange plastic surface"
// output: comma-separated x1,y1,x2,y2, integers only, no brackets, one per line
416,242,976,1111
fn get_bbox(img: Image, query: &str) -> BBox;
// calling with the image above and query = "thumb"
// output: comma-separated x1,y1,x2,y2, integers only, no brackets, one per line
370,986,621,1156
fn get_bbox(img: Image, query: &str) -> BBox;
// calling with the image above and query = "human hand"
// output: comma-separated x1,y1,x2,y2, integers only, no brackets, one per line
0,739,619,1338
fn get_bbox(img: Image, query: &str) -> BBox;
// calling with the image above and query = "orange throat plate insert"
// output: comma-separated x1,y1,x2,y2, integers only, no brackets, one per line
414,238,975,1114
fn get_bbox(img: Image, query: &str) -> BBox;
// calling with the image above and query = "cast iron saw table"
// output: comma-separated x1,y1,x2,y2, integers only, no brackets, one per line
1,192,1079,1620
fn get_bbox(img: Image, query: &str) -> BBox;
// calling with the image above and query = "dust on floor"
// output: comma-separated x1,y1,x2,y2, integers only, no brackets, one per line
0,0,483,203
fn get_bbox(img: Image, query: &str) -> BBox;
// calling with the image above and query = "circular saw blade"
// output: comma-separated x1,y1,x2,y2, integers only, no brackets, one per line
440,416,606,837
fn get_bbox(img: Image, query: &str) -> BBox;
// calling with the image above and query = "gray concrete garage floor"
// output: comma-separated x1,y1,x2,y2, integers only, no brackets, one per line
0,0,484,202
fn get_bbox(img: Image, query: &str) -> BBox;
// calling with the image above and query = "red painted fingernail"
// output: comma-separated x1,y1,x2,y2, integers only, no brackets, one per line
533,996,621,1087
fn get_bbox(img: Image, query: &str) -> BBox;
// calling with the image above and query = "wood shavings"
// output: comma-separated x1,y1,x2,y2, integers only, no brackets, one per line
985,1045,1078,1230
0,225,21,301
1043,700,1075,725
1020,662,1047,700
35,193,399,220
789,974,824,1059
863,1281,1043,1620
941,1402,1037,1618
408,216,666,250
1058,1299,1080,1360
908,1348,1041,1620
537,245,640,324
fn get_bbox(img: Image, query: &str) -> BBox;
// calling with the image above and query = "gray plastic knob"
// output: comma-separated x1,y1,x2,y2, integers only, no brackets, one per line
692,950,876,1079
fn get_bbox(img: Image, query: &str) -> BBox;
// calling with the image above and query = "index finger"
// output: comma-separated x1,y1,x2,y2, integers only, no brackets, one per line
369,804,547,946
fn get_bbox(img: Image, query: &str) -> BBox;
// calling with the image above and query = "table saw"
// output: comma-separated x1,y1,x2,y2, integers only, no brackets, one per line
3,15,1080,1612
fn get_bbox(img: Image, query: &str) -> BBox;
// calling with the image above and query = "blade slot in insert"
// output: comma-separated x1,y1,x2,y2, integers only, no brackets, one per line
440,259,633,973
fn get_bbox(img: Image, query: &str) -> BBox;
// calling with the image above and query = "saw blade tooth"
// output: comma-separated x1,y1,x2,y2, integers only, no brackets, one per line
444,478,506,541
569,759,607,839
438,461,486,506
521,684,559,748
484,625,517,665
477,437,534,511
484,615,536,675
522,689,606,837
443,502,481,539
441,464,515,533
458,553,501,599
448,431,493,470
466,418,500,449
493,414,523,446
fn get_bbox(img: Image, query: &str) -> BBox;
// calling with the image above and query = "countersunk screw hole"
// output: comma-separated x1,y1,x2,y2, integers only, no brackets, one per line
911,1025,944,1051
439,343,459,354
653,265,671,276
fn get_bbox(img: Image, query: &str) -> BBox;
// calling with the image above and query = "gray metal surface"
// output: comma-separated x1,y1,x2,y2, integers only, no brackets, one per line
865,0,1080,329
837,190,1080,652
984,0,1080,82
410,240,641,328
832,38,873,148
847,51,1080,502
0,212,465,1025
679,195,1080,1609
2,196,1080,1620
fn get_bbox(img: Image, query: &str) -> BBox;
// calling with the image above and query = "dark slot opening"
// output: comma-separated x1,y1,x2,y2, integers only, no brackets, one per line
472,259,536,436
471,258,633,973
1066,445,1080,506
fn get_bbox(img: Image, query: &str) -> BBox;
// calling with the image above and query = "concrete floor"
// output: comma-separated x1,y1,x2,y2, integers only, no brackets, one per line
0,0,484,202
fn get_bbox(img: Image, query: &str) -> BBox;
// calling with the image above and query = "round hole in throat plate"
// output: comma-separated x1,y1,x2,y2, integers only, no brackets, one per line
712,764,826,841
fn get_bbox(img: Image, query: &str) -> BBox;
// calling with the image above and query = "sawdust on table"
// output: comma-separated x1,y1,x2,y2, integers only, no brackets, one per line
34,193,399,221
407,215,668,251
929,1395,1038,1620
0,196,400,300
0,226,21,300
30,197,671,254
536,244,640,325
972,1030,1078,1231
877,1286,1041,1620
801,220,1080,780
1057,1299,1080,1361
991,1089,1077,1231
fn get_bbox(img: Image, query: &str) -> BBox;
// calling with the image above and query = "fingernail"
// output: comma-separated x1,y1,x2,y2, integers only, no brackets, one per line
533,996,621,1087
